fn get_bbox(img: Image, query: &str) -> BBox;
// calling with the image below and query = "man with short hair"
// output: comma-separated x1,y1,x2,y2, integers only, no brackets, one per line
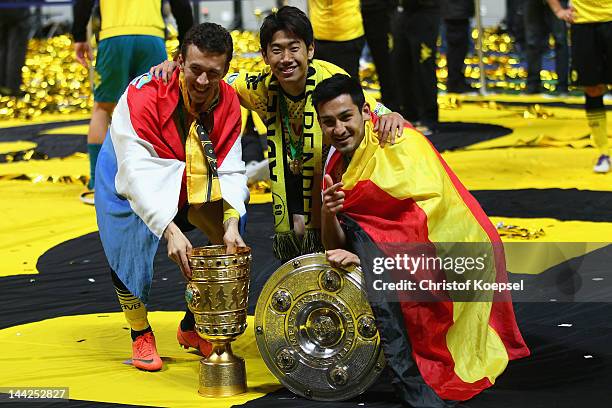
95,23,248,371
153,6,407,263
314,74,529,407
546,0,611,172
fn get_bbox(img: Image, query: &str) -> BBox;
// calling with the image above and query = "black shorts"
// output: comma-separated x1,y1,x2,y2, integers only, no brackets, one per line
570,21,612,86
173,205,196,232
314,36,366,79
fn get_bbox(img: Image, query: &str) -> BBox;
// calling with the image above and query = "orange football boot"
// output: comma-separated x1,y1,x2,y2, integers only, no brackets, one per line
131,332,162,371
177,325,212,356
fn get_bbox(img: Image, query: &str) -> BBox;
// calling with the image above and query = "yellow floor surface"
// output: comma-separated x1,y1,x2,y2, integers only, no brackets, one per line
0,180,96,277
0,95,611,407
0,113,89,129
0,313,281,407
0,103,609,280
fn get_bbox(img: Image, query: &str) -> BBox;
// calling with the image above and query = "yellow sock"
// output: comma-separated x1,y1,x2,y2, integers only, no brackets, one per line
586,109,609,155
115,286,150,331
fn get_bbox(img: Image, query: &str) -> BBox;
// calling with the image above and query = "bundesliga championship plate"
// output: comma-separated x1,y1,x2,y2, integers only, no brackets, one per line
254,253,385,401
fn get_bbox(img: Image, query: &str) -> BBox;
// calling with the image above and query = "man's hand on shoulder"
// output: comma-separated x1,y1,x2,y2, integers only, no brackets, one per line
164,221,193,279
326,249,361,269
322,174,345,216
223,217,246,254
150,60,179,84
374,112,410,147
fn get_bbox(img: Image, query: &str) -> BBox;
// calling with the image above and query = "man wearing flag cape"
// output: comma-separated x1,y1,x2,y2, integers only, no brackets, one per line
95,24,249,371
315,74,530,406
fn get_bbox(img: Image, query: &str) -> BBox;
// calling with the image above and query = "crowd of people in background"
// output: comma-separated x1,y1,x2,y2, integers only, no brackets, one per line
302,0,610,171
302,0,584,137
0,2,32,97
0,0,608,188
0,0,608,404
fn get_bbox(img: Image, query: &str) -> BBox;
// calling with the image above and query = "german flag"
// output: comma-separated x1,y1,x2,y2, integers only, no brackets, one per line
324,121,530,406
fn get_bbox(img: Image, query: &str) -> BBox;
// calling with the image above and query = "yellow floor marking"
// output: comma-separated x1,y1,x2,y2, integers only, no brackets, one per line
442,147,612,191
40,125,89,135
0,180,96,277
0,113,89,129
0,141,37,154
0,313,281,407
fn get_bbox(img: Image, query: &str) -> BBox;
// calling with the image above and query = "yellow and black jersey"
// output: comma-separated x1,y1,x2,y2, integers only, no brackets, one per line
72,0,193,43
308,0,364,41
98,0,165,40
571,0,612,23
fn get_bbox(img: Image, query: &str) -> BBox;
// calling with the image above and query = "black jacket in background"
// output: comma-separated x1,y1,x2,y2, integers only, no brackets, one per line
440,0,475,20
361,0,398,12
399,0,440,12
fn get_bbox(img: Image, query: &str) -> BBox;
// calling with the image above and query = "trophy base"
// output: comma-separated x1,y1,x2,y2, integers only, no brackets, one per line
198,354,247,397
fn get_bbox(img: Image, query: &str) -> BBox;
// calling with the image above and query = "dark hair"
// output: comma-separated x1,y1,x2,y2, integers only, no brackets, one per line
312,74,366,112
179,23,233,64
259,6,313,52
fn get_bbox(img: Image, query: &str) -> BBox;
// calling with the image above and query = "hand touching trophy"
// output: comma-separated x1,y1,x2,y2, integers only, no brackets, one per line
185,245,252,397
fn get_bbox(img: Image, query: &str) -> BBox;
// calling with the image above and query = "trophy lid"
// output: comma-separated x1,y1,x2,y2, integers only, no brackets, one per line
190,245,251,258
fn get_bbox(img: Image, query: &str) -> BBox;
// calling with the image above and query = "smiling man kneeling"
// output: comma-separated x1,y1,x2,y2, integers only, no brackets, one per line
313,74,530,407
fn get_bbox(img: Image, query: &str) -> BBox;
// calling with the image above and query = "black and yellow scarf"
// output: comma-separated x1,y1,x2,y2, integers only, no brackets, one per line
178,71,222,205
266,64,326,260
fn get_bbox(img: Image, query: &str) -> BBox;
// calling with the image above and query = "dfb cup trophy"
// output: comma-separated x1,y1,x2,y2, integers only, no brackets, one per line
185,245,252,397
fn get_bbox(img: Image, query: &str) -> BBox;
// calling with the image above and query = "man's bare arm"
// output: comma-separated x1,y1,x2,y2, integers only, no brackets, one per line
164,221,193,279
546,0,575,23
72,0,95,67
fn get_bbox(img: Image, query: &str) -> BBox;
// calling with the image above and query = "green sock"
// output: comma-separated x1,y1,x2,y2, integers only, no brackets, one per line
87,143,102,190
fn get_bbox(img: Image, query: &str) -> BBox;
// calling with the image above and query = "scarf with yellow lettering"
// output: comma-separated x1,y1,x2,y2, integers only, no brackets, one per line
266,62,331,260
179,72,222,205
